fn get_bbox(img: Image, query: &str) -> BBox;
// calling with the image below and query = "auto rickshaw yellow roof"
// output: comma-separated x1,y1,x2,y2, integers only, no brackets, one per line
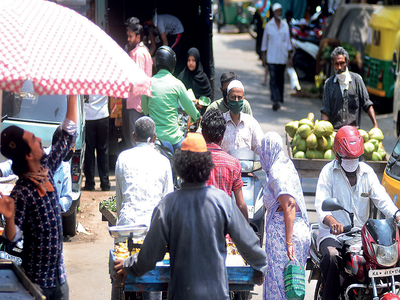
370,6,400,30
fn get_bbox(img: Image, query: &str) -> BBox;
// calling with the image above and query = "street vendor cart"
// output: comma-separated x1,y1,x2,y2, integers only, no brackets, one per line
105,222,257,300
286,133,388,182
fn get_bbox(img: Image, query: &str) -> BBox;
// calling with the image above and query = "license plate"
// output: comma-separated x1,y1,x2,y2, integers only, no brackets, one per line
369,267,400,278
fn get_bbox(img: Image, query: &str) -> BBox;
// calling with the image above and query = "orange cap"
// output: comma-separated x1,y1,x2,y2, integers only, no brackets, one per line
181,133,208,152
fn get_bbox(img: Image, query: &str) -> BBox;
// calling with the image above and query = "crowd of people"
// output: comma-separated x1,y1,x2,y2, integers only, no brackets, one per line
0,3,395,300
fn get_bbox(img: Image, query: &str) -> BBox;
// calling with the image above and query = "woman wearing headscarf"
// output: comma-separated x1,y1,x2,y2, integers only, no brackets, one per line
258,131,310,299
178,47,212,99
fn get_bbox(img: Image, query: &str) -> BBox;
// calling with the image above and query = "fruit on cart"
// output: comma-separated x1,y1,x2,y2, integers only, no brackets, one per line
324,149,335,159
314,120,334,138
285,121,298,138
364,142,375,160
369,128,384,142
299,118,314,130
285,114,387,161
317,136,328,151
296,138,307,152
358,129,369,143
297,124,312,139
306,133,318,150
294,151,306,158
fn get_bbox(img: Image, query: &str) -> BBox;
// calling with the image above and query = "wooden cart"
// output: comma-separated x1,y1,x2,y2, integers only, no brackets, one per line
285,133,388,182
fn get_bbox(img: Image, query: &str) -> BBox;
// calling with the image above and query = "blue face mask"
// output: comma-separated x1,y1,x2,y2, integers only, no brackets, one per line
228,99,244,115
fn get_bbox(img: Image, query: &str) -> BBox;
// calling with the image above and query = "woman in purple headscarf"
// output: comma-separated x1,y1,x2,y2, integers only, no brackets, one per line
258,131,310,299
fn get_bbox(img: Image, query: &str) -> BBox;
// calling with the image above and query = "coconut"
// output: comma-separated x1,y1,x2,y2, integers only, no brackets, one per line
368,139,379,151
297,124,312,139
326,135,334,150
294,151,306,158
306,149,318,159
358,129,369,143
314,121,334,138
369,128,384,142
372,152,382,161
285,121,297,138
324,149,335,160
364,142,375,160
317,136,328,151
296,138,307,152
298,118,314,130
306,133,318,150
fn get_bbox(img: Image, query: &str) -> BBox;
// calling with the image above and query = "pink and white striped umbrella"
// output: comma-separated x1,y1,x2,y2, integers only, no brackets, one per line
0,0,151,98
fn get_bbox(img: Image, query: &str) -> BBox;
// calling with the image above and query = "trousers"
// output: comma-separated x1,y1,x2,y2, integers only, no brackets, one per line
320,238,342,300
268,63,286,103
84,117,110,190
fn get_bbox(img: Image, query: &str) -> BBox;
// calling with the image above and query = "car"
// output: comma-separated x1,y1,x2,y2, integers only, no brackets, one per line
1,89,86,236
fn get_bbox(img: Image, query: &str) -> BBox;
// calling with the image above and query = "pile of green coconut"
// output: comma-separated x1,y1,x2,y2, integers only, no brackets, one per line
285,114,387,161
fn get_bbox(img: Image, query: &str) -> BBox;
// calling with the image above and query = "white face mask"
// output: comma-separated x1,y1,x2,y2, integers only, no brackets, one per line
341,158,359,173
275,15,282,20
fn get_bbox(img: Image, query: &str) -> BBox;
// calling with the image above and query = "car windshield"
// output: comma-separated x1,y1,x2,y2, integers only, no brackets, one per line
2,91,67,123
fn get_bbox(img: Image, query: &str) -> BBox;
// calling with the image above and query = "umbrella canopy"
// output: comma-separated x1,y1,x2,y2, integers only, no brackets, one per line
0,0,151,98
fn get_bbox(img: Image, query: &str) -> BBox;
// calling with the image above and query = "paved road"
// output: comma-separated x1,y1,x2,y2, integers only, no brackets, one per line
63,24,398,300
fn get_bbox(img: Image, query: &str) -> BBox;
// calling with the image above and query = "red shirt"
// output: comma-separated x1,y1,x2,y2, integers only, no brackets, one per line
206,143,243,195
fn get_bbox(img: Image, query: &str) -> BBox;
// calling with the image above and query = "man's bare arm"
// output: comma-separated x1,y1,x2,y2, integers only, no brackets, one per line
366,105,379,128
321,112,329,121
233,188,248,221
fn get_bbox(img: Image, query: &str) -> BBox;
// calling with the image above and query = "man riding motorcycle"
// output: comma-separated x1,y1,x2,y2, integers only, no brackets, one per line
314,125,400,300
141,46,200,151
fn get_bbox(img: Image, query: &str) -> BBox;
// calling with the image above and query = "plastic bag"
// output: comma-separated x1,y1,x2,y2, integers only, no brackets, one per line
287,67,301,91
284,259,305,300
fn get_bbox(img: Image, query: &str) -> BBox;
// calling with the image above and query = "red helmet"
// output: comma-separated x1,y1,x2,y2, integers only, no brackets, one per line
334,126,364,159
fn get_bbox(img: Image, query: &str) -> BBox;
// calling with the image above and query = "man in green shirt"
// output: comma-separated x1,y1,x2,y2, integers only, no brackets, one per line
141,46,200,150
207,71,252,115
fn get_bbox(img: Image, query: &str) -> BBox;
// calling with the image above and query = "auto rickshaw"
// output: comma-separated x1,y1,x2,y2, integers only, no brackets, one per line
362,6,400,109
382,137,400,208
214,0,253,33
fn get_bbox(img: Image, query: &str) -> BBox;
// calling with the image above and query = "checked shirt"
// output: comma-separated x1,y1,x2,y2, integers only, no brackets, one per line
205,143,243,196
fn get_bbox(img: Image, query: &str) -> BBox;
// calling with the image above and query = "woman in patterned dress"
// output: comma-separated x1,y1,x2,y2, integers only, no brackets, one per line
258,131,310,299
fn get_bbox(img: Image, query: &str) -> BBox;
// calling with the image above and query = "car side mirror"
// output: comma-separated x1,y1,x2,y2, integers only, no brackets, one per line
322,198,344,212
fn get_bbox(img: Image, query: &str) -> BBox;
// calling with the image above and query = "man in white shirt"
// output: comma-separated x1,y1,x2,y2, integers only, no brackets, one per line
115,116,173,227
84,95,110,191
113,116,172,300
315,125,400,300
220,80,264,155
261,2,292,111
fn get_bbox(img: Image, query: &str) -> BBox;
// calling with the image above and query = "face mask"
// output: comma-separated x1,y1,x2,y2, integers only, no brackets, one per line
341,158,359,173
228,99,244,115
63,150,73,162
275,15,282,20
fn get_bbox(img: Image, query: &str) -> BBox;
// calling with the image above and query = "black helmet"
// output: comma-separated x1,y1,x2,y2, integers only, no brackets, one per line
155,46,176,73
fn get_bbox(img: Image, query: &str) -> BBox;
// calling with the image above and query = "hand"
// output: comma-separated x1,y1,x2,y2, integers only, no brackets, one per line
0,193,15,219
330,222,344,235
113,259,127,285
287,243,295,261
253,270,265,285
288,56,293,68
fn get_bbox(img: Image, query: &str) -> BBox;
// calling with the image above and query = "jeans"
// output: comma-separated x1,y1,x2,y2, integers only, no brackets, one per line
268,63,286,103
84,117,110,190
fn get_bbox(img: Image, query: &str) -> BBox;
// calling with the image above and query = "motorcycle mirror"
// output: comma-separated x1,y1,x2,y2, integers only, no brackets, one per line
322,198,344,212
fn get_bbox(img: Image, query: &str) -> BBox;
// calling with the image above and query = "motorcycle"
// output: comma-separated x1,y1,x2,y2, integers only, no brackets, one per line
228,148,265,245
307,198,400,300
227,148,265,300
